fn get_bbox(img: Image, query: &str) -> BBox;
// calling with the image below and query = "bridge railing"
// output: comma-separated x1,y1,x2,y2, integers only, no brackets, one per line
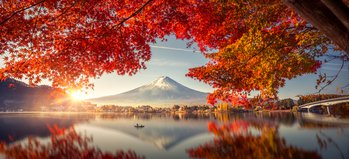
299,96,349,109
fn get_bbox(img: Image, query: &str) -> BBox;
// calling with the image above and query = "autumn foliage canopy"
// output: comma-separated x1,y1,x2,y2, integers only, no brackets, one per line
0,0,347,104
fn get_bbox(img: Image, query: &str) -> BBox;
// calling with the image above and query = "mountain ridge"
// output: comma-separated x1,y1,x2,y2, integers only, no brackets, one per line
88,76,209,106
0,78,69,109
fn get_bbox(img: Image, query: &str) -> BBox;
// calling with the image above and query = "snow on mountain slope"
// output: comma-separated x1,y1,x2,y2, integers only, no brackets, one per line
88,76,208,106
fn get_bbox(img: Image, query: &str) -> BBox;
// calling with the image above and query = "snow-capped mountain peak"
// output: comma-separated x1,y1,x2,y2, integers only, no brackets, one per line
150,76,178,89
88,76,208,106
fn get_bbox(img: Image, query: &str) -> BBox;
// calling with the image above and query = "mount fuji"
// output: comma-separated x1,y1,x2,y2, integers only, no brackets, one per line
87,76,209,106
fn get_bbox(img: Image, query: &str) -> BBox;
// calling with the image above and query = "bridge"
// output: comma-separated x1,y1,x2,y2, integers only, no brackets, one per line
298,96,349,114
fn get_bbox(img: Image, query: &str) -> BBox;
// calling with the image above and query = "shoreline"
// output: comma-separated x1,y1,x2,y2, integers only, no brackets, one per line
0,109,294,114
256,109,292,113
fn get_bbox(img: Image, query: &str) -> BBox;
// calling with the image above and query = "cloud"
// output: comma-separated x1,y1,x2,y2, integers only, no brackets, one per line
149,58,191,67
320,62,349,72
150,45,201,53
320,67,349,72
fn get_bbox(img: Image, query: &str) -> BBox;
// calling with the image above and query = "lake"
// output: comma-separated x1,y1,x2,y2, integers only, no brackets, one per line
0,112,348,159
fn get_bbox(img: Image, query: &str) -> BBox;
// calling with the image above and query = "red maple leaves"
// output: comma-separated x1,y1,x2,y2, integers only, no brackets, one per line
0,0,339,106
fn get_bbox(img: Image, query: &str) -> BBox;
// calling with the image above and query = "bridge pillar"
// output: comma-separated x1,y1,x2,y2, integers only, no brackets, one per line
326,106,331,115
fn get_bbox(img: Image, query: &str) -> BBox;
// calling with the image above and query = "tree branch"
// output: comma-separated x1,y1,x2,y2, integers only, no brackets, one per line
30,2,44,53
318,131,345,159
320,0,349,30
316,58,345,93
49,0,81,22
284,0,349,54
0,0,46,26
113,0,154,30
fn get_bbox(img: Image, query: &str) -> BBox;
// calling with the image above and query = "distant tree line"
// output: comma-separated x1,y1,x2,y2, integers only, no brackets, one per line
276,99,295,109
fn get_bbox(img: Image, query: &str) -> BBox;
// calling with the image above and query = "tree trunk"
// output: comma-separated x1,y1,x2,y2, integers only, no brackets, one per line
284,0,349,54
321,0,349,30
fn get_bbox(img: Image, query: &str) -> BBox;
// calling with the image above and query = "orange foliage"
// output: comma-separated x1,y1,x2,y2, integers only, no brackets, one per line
0,0,343,105
186,0,332,105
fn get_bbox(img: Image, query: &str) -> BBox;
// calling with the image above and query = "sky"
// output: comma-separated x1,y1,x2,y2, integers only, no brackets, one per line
79,37,212,99
1,36,348,100
73,36,348,100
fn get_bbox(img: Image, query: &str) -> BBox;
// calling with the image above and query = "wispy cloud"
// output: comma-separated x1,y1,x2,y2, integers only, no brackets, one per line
320,62,349,72
150,45,201,53
149,58,191,67
322,62,348,66
320,67,349,72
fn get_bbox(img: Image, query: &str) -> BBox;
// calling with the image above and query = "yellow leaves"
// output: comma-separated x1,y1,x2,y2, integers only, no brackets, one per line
188,0,329,105
0,0,336,107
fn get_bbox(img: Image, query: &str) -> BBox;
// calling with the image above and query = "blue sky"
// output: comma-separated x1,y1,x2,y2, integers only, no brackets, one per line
1,36,348,100
79,36,348,99
82,37,212,99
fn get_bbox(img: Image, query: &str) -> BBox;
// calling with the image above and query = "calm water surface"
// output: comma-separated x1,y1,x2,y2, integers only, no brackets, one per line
0,112,348,159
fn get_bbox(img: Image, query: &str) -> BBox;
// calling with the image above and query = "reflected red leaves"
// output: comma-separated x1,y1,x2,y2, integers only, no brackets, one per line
0,125,144,159
208,121,249,136
207,122,218,135
7,83,15,88
47,124,66,135
189,121,321,159
7,135,14,142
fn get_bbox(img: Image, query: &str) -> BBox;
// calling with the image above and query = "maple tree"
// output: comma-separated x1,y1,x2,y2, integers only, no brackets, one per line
186,0,348,105
0,0,348,105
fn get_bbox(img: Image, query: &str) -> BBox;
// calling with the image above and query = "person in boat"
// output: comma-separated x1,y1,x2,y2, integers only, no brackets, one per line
135,123,144,127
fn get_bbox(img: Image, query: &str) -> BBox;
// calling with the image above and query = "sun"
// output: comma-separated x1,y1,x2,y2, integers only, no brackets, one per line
69,90,86,100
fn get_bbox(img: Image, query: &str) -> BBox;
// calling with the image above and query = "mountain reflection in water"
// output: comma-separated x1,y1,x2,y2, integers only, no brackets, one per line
0,112,348,159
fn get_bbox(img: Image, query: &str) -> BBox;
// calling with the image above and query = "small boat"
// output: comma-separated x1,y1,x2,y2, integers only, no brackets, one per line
134,123,145,128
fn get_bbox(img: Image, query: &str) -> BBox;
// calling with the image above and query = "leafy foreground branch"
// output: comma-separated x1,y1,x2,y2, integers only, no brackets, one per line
1,0,348,106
